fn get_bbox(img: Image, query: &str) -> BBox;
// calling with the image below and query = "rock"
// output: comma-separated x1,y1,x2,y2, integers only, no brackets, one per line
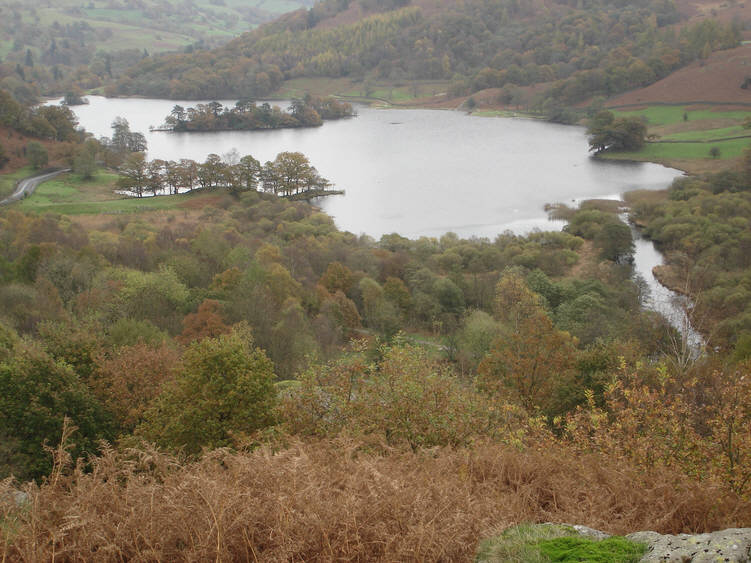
0,487,29,507
628,528,751,562
571,524,612,541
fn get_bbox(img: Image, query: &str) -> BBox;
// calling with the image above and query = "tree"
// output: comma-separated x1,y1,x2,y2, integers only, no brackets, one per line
92,342,179,433
282,342,499,450
587,111,647,153
117,151,148,197
0,142,9,169
594,220,634,263
0,332,111,480
146,159,165,196
237,154,261,191
198,153,225,189
109,117,147,153
478,312,576,414
26,141,48,169
179,299,230,344
73,139,98,179
137,326,277,454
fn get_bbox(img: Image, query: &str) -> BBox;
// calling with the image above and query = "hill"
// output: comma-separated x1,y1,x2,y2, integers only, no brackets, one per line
0,0,312,101
607,44,751,108
112,0,742,106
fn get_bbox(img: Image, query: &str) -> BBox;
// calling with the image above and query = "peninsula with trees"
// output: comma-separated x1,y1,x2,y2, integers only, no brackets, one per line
161,95,354,132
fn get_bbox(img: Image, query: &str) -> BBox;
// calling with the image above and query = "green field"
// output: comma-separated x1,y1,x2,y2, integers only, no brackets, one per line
605,104,751,168
603,137,750,163
660,126,749,141
13,171,188,214
613,106,750,126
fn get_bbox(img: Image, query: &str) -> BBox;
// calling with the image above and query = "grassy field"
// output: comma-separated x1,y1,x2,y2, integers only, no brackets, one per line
275,77,450,104
0,167,35,200
613,106,750,127
605,104,751,170
11,170,193,215
602,137,748,163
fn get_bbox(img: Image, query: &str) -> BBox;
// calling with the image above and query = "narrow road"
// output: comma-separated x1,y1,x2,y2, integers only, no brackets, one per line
0,169,70,206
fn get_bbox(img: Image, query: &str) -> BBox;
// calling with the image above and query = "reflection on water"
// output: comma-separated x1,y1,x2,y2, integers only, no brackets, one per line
62,96,682,239
631,226,704,354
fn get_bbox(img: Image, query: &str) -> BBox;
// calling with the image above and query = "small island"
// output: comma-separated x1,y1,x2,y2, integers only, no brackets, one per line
160,95,354,132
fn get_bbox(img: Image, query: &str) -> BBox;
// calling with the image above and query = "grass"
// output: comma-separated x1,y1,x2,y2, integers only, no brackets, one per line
613,106,750,127
10,170,204,215
601,104,751,170
660,125,749,141
601,137,749,163
537,536,646,562
0,167,35,200
476,524,647,563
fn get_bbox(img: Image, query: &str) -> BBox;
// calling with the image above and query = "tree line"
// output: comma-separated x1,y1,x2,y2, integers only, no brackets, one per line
117,150,335,198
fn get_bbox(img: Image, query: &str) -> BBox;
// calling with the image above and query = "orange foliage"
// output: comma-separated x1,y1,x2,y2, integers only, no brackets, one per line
563,361,751,498
91,342,180,431
478,312,576,413
178,299,231,345
3,439,749,562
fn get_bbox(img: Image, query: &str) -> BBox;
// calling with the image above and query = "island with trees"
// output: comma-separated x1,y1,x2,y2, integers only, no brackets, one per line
117,149,341,200
161,95,354,132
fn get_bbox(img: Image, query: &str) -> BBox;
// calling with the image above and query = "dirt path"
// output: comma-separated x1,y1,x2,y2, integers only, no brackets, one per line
0,169,70,206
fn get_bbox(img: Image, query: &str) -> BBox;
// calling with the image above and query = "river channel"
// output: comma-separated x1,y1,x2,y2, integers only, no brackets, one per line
60,96,692,338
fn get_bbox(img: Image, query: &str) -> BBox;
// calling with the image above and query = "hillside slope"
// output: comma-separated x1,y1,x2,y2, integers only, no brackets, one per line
112,0,742,104
607,44,751,107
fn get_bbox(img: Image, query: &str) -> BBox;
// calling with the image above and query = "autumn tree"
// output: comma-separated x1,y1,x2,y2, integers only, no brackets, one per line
178,299,230,344
478,311,577,414
282,341,500,450
91,342,180,432
117,151,148,197
137,326,276,454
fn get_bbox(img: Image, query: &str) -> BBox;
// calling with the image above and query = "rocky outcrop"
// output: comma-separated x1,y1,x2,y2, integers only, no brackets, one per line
628,528,751,562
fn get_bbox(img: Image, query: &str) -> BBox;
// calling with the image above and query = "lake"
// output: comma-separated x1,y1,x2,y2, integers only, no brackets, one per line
63,96,683,239
57,96,698,341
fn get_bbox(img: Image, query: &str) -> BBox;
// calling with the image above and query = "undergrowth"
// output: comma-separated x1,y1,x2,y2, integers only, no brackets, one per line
2,439,749,561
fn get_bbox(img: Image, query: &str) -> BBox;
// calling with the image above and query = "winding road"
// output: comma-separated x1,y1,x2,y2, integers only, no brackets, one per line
0,169,70,206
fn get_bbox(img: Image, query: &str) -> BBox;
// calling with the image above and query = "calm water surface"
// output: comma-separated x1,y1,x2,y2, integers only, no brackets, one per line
65,96,682,239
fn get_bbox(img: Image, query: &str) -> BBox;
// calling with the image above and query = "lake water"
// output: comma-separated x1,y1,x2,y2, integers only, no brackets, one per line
63,96,682,239
59,96,696,341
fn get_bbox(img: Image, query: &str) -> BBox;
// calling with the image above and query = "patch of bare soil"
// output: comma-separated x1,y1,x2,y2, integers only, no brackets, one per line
607,45,751,107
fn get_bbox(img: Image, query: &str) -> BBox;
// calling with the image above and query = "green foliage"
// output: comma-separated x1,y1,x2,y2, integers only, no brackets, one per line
282,341,501,450
166,96,352,132
137,326,277,454
26,141,48,170
587,111,647,153
0,335,111,480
